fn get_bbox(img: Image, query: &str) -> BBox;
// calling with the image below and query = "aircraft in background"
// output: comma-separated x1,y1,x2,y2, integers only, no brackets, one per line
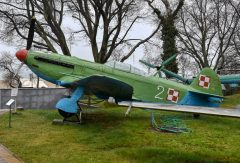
14,17,240,121
140,56,240,85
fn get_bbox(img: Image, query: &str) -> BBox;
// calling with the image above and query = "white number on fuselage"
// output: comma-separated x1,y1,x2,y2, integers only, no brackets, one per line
155,86,164,100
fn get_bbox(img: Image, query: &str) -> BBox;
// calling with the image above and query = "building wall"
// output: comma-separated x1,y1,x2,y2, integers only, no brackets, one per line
0,88,69,109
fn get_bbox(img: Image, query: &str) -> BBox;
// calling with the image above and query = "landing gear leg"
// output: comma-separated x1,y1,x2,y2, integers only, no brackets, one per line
77,102,83,123
125,101,132,116
56,87,85,124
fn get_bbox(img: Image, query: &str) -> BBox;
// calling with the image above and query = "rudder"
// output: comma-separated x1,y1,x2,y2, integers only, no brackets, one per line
190,68,223,97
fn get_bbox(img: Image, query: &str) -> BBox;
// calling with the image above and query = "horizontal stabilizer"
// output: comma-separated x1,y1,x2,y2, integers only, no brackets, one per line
118,102,240,118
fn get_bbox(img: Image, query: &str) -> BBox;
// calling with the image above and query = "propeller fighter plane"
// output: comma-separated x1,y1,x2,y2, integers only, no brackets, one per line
14,18,240,121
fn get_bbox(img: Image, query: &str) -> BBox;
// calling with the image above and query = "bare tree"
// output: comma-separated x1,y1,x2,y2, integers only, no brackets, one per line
0,0,71,55
229,0,240,57
144,0,184,75
233,29,240,57
67,0,161,63
178,0,239,70
0,52,23,88
229,0,240,18
178,54,200,78
140,40,163,74
0,0,160,63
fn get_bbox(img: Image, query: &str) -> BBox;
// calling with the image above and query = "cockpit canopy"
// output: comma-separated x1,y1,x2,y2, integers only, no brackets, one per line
105,61,148,76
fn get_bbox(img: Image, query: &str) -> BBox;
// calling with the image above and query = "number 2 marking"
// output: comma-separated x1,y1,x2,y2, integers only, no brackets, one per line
155,86,164,100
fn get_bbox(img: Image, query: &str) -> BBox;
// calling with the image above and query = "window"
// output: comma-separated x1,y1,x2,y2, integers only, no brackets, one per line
105,61,147,76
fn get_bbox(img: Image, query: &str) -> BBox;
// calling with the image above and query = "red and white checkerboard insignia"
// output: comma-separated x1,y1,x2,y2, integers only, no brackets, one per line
199,75,211,89
167,88,179,103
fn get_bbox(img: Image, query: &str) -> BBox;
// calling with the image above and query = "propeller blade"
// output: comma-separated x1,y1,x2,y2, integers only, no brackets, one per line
26,16,36,50
161,54,177,67
153,71,162,78
140,54,177,77
158,71,162,78
139,60,156,69
12,62,24,80
161,68,189,83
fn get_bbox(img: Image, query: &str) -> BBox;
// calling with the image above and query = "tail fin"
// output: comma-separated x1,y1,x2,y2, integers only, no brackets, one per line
190,68,223,97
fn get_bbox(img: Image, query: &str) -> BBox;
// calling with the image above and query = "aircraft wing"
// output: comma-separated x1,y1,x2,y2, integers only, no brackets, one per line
57,74,133,100
118,101,240,118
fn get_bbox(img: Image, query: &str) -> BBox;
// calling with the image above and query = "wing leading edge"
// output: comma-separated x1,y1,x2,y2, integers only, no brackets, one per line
118,101,240,118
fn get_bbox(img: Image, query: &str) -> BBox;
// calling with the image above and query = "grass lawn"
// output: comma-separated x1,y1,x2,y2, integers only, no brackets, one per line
0,96,240,162
221,93,240,108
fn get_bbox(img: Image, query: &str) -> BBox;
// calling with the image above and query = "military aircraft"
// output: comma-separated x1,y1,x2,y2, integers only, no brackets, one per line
14,17,240,121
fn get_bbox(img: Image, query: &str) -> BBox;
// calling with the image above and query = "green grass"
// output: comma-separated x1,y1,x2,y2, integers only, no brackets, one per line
0,97,240,163
221,93,240,108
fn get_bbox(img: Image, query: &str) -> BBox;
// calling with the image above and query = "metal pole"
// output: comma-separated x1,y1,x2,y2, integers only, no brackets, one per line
37,77,39,88
9,105,12,128
0,90,2,110
14,97,17,112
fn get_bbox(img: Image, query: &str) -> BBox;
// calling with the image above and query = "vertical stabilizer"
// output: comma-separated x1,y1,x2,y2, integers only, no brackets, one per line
190,68,223,97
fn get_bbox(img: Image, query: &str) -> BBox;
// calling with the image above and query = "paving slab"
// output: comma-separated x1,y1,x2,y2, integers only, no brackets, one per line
0,145,23,163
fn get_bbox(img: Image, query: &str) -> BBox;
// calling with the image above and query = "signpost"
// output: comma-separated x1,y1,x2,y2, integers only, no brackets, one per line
10,88,18,112
10,88,18,97
6,99,15,128
5,88,19,128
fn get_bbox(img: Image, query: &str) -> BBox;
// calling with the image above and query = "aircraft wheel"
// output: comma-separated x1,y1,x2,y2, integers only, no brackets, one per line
58,109,75,118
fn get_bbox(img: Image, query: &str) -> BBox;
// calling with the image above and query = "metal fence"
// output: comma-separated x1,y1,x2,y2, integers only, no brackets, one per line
0,88,68,110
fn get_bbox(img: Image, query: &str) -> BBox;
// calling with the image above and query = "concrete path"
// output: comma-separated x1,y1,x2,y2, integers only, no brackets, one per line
0,110,24,163
0,145,23,163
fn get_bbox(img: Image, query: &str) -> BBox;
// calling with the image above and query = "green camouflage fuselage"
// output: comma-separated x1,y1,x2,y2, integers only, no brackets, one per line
25,51,223,105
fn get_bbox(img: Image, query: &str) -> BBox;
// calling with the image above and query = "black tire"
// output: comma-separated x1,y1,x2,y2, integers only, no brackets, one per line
58,109,75,118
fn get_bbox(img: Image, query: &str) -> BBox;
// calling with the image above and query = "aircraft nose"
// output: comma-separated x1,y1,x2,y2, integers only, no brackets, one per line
16,49,28,62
